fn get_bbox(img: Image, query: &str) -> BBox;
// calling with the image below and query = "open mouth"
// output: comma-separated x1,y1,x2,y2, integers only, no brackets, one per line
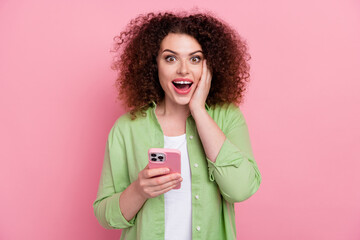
172,80,193,90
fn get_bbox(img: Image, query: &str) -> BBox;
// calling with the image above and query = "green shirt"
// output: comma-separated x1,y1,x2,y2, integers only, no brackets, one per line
93,102,261,240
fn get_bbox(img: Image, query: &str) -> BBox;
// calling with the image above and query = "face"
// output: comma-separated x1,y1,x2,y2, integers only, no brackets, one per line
156,33,204,106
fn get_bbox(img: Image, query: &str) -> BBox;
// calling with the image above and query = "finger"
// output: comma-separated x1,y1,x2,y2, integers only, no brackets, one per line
203,61,212,90
201,60,208,81
149,176,183,192
204,60,212,82
148,173,181,187
152,181,182,196
144,167,170,178
198,61,210,93
195,60,207,92
206,63,212,80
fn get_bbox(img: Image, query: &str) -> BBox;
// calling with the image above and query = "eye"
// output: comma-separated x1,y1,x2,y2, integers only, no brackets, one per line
190,56,202,63
165,55,176,62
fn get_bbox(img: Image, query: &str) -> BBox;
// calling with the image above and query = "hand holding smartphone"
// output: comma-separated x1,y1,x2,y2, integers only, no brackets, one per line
148,148,181,189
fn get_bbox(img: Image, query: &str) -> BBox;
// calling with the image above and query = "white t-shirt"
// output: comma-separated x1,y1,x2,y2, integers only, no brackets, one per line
164,134,192,240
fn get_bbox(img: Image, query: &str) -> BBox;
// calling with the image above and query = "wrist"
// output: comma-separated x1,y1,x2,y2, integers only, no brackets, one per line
190,106,208,119
132,179,148,202
190,103,206,114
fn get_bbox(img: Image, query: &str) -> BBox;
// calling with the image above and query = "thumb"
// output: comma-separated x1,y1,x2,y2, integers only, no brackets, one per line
144,163,149,170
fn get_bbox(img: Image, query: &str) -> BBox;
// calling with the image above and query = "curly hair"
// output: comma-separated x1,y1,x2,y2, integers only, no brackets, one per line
112,11,251,118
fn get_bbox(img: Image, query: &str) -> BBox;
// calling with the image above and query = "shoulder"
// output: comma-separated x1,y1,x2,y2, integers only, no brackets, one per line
109,108,151,139
208,102,246,133
208,102,244,120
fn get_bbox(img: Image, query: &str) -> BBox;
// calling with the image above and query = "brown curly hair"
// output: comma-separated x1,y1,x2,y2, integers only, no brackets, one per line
112,11,251,118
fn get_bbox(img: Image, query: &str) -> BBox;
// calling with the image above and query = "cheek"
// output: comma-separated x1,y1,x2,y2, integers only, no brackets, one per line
194,66,203,80
158,63,170,78
157,64,171,88
157,66,166,83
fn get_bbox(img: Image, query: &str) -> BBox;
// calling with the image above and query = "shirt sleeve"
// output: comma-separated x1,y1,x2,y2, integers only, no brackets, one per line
93,124,136,229
206,104,262,203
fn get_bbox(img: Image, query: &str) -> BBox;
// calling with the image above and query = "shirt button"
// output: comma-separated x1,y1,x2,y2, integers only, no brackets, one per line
196,226,201,231
189,135,193,139
195,195,199,199
194,163,198,168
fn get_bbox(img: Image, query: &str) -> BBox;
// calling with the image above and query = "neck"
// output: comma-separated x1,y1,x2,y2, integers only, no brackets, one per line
156,98,190,119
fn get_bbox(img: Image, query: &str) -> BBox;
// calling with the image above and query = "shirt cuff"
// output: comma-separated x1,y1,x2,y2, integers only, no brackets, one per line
206,138,247,181
105,192,136,228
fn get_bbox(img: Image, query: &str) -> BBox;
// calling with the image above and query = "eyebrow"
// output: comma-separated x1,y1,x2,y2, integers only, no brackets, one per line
162,49,203,55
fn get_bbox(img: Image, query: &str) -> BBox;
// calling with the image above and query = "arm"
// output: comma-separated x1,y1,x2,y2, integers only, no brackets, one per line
190,107,225,163
206,105,261,203
189,59,225,162
192,104,261,203
189,61,261,203
93,123,182,228
120,165,182,221
93,137,135,229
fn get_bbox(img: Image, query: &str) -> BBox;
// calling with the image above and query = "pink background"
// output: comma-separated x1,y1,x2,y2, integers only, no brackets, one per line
1,0,359,239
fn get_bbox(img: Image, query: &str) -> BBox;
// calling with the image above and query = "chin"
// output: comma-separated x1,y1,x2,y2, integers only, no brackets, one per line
171,95,192,106
175,98,191,106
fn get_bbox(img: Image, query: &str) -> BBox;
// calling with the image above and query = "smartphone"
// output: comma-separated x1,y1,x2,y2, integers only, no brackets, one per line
148,148,181,189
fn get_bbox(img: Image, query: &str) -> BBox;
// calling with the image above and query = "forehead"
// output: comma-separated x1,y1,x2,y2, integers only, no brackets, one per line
159,33,202,53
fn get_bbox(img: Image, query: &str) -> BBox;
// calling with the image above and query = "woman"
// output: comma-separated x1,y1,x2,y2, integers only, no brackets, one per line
93,11,261,240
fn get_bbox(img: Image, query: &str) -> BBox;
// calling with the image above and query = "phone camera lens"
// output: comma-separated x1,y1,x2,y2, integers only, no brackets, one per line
151,158,157,161
151,153,156,157
158,156,164,160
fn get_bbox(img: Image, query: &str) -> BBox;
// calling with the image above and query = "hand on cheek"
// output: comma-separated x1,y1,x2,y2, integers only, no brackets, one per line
189,60,212,112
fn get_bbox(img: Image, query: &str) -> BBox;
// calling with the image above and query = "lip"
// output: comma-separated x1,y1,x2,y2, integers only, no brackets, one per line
172,78,193,95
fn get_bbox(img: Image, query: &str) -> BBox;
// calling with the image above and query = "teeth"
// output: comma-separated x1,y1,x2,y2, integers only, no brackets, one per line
173,81,192,84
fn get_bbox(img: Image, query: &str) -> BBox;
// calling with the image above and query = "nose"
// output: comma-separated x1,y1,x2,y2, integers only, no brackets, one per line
176,59,189,75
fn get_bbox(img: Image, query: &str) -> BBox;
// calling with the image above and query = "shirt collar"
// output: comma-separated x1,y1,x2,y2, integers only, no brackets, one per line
150,101,210,111
205,102,210,111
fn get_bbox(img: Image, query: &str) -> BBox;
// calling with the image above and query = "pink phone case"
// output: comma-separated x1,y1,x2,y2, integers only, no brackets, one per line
148,148,181,189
